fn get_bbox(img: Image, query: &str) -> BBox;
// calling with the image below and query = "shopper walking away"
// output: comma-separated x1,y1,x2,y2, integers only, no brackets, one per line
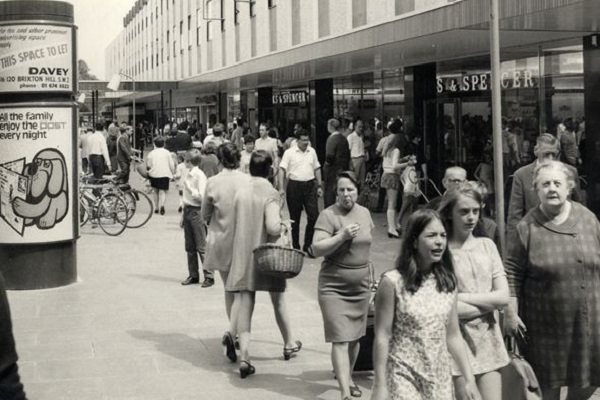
504,160,600,400
202,143,251,363
180,149,213,287
311,171,373,400
370,209,480,400
439,186,510,400
88,121,112,179
279,128,323,255
323,118,351,208
146,137,176,215
116,125,133,183
226,150,302,379
347,120,367,187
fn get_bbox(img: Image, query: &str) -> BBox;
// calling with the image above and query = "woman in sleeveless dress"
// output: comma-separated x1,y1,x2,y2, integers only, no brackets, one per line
371,209,480,400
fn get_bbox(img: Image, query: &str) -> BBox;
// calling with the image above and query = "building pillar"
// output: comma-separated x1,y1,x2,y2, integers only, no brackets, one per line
310,79,333,163
583,34,600,215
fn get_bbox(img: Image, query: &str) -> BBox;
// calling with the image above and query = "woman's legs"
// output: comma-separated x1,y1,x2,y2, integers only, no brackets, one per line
332,342,352,399
153,188,160,211
158,189,167,210
269,291,295,348
476,370,502,400
385,188,398,234
347,340,360,387
237,291,256,362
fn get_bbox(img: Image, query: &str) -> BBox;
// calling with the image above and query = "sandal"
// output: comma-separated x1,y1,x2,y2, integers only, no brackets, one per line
239,360,256,379
221,331,237,363
350,385,362,397
283,340,303,360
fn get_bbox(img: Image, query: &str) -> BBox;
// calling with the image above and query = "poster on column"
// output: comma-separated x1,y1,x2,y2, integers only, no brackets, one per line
0,105,74,244
0,24,73,93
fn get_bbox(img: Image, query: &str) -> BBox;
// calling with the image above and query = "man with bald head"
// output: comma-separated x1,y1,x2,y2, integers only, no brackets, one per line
427,166,467,210
323,118,351,207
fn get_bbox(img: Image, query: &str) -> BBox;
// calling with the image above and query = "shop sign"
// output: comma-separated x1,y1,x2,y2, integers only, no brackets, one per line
0,105,74,244
436,69,537,94
272,91,308,106
0,24,74,93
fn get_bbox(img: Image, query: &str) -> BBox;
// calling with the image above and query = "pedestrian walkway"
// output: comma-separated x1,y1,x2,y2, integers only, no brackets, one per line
6,175,387,400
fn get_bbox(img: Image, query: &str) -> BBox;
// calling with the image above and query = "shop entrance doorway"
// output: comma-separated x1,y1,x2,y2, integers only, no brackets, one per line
424,98,492,189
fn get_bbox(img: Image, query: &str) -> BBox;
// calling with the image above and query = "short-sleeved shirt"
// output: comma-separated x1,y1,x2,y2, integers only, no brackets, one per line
182,166,207,207
347,131,365,158
314,204,374,267
279,146,321,181
255,136,279,159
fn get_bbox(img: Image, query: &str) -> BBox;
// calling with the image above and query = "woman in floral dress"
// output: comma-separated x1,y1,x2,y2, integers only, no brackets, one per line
438,186,510,400
371,209,480,400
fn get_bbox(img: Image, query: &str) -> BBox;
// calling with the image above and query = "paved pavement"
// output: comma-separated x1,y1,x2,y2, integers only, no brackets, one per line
6,173,598,400
6,174,400,400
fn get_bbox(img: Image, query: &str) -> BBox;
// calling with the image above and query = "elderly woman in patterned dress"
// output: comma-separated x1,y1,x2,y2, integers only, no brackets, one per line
505,160,600,400
371,209,480,400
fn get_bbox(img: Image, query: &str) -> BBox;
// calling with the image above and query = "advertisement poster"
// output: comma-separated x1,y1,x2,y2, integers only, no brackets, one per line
0,24,73,93
0,106,74,244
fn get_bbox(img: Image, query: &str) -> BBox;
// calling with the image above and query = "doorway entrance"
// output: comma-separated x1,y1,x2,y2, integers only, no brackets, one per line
424,97,492,187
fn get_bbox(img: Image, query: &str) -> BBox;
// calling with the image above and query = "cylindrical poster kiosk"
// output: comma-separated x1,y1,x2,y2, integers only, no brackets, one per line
0,1,78,289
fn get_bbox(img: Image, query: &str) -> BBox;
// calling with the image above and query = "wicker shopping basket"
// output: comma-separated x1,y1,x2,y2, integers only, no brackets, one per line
253,220,305,279
254,243,305,278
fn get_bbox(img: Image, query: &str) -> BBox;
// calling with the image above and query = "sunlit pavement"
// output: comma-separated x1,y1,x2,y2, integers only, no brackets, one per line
6,172,598,400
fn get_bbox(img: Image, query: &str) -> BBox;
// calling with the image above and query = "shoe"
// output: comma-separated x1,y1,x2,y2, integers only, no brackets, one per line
160,206,165,215
222,331,237,362
181,276,199,285
201,278,214,288
283,340,303,360
178,206,182,213
387,232,400,239
234,336,240,350
154,209,159,214
239,360,255,379
350,385,362,398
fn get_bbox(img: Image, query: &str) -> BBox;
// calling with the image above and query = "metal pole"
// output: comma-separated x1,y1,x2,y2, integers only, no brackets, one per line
132,77,136,150
490,0,506,255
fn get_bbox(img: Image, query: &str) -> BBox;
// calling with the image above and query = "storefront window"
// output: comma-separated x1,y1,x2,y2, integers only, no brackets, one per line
382,69,405,122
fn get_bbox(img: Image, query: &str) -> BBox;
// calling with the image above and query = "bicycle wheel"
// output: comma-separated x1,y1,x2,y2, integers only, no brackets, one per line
96,193,128,236
79,195,90,227
123,189,153,228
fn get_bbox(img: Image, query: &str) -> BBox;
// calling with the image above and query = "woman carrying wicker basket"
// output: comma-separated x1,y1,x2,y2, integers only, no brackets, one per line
311,171,375,400
226,150,302,379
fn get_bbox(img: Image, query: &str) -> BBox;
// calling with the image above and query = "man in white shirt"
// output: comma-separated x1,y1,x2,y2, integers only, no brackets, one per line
279,128,322,256
181,149,213,287
87,121,111,178
347,119,366,186
79,127,92,174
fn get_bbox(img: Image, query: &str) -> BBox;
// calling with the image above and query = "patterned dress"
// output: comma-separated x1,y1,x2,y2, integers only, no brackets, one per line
505,202,600,388
450,237,509,375
384,269,456,400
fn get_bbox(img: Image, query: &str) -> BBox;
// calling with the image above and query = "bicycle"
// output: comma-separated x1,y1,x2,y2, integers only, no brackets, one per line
80,174,154,229
79,185,129,236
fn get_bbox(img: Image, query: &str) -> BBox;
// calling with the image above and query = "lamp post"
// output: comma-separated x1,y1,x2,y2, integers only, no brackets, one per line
108,71,136,149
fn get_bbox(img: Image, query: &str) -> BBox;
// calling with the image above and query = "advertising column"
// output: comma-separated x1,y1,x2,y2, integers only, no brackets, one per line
0,1,78,289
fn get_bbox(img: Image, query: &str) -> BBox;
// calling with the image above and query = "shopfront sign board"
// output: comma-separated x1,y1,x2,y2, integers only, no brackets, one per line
0,105,75,244
436,69,538,94
0,23,74,93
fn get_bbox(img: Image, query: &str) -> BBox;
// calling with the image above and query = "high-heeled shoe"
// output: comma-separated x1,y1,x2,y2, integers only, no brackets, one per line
239,360,255,379
387,231,400,239
283,340,303,360
221,331,237,362
350,384,362,397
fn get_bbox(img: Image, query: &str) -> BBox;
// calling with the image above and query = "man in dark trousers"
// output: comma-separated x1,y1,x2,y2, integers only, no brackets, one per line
0,273,27,400
323,118,350,207
279,128,323,256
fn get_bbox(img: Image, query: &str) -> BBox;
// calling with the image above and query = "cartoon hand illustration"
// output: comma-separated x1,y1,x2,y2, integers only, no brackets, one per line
12,149,69,230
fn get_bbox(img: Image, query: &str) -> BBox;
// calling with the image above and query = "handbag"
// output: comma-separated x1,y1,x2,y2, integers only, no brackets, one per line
501,336,542,400
354,262,378,372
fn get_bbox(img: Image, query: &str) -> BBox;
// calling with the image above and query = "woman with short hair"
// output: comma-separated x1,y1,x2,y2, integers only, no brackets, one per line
145,136,176,214
312,171,374,400
505,160,600,400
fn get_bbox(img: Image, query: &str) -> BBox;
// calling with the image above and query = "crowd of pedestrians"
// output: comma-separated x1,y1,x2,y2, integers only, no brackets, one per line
3,114,599,400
